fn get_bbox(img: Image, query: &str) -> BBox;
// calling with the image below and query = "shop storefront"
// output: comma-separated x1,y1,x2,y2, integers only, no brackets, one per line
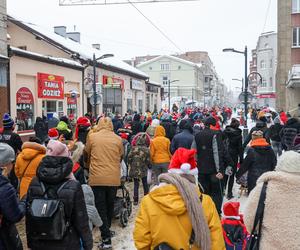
16,87,34,131
131,79,144,113
146,82,162,113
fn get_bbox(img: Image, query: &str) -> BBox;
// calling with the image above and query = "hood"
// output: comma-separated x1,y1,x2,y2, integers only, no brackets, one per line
224,126,242,137
256,121,267,129
276,151,300,174
35,117,43,123
257,170,300,189
151,119,160,127
57,121,71,132
97,117,113,132
37,155,73,184
154,125,166,137
19,142,46,161
286,118,299,126
250,138,270,148
136,133,148,146
82,184,95,206
149,184,187,215
71,141,85,164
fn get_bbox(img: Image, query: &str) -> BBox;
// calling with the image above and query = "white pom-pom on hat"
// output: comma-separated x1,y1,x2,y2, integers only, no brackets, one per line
180,163,191,173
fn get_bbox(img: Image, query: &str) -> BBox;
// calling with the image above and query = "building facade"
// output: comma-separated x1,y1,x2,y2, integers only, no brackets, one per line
276,0,300,115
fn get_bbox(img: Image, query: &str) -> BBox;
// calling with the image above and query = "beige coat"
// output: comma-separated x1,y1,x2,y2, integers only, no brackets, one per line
244,151,300,250
85,117,123,186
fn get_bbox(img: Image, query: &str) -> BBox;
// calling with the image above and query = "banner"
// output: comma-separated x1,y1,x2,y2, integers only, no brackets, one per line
38,73,64,99
16,87,34,104
103,75,124,89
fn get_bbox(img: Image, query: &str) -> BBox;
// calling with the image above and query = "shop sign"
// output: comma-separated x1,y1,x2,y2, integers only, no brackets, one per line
67,97,77,110
257,93,276,99
16,87,34,104
103,75,124,89
131,79,143,91
38,73,64,99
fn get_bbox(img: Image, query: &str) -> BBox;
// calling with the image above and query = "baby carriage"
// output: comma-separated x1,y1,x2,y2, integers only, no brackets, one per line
113,183,132,227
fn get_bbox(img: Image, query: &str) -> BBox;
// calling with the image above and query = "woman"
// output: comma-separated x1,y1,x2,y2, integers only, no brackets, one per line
26,140,93,250
15,137,46,198
146,118,160,139
150,126,172,185
236,130,277,193
244,149,300,249
34,117,48,143
134,148,225,250
223,118,243,199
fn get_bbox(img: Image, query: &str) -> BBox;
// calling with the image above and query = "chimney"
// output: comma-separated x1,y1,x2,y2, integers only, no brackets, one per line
92,44,101,50
54,26,67,37
67,32,80,43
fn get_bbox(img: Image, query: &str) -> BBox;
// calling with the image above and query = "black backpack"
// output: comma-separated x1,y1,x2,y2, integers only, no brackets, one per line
26,180,71,241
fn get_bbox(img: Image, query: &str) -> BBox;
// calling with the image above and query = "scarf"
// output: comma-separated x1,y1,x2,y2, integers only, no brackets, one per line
158,173,211,250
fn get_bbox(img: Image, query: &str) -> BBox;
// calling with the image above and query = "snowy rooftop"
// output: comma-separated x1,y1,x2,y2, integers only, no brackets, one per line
8,15,148,79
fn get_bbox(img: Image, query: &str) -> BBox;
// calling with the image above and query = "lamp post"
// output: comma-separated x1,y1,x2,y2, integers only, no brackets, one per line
168,79,179,111
223,46,248,134
92,53,114,118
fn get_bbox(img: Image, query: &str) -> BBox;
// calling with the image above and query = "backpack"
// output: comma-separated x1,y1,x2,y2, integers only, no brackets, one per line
222,219,248,250
26,180,71,241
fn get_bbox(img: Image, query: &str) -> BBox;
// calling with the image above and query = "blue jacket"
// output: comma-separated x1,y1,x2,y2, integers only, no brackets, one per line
171,129,194,154
0,174,25,250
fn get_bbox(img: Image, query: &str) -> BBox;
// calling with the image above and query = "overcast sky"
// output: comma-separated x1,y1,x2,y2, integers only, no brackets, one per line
8,0,277,90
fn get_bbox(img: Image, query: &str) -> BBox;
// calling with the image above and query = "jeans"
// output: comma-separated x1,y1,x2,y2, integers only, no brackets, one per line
223,154,238,196
198,173,223,214
272,141,282,157
152,163,169,185
92,186,117,241
133,177,149,202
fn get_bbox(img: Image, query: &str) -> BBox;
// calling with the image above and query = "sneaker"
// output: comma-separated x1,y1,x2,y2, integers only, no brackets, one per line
98,240,112,250
133,201,138,206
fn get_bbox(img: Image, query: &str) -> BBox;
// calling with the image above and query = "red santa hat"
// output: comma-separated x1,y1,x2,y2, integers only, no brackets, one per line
75,117,91,139
223,202,240,217
168,148,198,176
119,132,129,140
48,128,59,140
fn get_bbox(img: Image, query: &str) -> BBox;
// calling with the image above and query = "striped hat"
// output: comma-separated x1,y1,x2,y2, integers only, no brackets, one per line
3,113,14,129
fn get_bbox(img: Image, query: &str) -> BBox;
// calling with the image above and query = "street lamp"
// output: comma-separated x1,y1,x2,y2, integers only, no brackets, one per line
232,78,244,92
223,46,248,134
168,79,179,111
92,53,114,118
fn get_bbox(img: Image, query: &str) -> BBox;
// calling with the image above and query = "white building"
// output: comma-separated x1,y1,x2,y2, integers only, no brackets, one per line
256,31,277,107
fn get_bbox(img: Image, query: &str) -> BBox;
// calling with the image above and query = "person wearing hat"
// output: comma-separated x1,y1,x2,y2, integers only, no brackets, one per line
171,119,194,154
236,130,277,193
269,116,284,157
134,148,225,250
25,139,93,250
0,143,25,250
75,116,91,144
57,119,73,141
244,147,300,249
192,116,225,214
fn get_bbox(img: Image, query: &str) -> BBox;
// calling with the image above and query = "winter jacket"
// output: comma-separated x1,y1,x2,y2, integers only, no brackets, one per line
280,118,300,150
171,129,194,154
57,121,73,140
133,184,225,250
269,123,283,142
81,184,102,231
26,156,93,250
146,125,157,138
85,118,123,187
112,117,123,134
0,129,23,154
15,142,46,198
150,126,172,164
236,138,276,193
128,135,150,179
243,121,270,148
194,127,225,175
244,152,300,250
71,142,86,185
0,174,25,250
132,115,143,136
223,126,243,164
34,117,48,142
160,119,176,141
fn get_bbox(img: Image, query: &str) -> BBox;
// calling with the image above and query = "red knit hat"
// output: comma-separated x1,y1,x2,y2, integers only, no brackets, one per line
168,148,198,176
75,117,91,139
48,128,59,140
223,202,240,217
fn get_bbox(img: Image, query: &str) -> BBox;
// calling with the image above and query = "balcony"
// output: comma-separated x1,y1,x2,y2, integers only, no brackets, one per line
287,65,300,88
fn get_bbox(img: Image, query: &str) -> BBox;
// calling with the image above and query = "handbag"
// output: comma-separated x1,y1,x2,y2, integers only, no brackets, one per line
247,182,268,250
0,218,23,250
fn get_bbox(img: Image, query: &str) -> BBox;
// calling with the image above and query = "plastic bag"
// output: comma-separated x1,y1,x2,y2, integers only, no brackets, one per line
147,169,152,185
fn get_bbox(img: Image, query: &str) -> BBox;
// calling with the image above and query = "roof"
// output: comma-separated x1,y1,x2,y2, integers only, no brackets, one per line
8,15,148,79
148,80,161,86
10,46,83,70
136,54,199,68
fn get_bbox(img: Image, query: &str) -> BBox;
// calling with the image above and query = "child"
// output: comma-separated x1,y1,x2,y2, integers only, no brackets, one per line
222,202,248,250
128,133,150,205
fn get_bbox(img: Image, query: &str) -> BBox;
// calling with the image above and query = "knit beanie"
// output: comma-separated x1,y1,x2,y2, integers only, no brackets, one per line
46,139,70,157
151,119,160,127
0,143,15,166
3,113,14,129
48,128,59,140
168,148,198,176
252,130,263,140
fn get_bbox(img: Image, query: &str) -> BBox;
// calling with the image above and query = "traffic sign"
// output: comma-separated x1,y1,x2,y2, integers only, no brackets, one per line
238,92,254,102
89,94,102,106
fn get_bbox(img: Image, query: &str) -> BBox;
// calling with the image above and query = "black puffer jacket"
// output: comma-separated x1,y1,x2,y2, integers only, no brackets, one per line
269,123,283,142
26,156,93,250
280,118,300,150
236,145,276,193
161,119,176,141
223,126,243,164
243,121,270,148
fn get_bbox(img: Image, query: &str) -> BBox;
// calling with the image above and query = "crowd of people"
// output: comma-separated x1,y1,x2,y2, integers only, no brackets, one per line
0,105,299,250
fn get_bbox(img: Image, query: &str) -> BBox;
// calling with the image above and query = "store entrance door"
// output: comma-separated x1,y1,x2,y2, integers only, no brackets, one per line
42,100,64,119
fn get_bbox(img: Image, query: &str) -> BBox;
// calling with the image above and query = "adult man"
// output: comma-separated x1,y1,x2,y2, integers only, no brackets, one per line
171,119,194,154
85,117,123,250
192,116,225,214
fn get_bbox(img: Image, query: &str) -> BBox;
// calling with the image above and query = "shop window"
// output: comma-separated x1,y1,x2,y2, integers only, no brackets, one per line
0,63,7,87
127,99,133,112
67,97,77,120
58,101,64,117
16,87,34,131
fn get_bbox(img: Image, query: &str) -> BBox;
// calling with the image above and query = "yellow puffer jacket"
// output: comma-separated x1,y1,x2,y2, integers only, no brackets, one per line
134,184,225,250
150,126,172,164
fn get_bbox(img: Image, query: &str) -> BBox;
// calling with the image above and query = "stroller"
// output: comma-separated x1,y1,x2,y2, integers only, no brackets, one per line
113,182,132,227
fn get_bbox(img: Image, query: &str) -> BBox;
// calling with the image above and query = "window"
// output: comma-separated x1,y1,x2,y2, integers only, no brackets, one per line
160,63,170,71
292,0,300,13
270,59,273,68
293,27,300,47
161,75,169,86
261,78,267,87
178,65,181,70
260,60,266,69
0,63,7,86
269,77,273,87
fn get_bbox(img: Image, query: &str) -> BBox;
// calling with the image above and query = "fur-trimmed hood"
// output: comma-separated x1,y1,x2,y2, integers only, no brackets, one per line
275,151,300,174
19,142,46,161
71,141,85,164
